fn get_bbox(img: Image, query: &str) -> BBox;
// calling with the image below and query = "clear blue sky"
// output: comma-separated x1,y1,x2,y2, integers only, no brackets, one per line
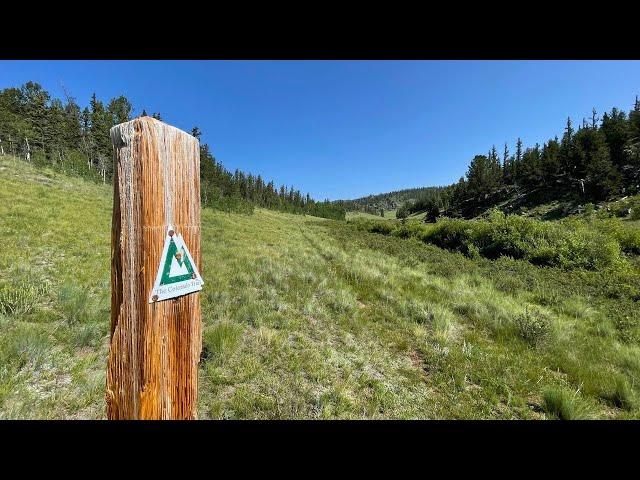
1,60,639,200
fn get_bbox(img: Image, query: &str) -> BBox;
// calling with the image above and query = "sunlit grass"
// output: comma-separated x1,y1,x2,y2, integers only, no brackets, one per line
1,155,639,419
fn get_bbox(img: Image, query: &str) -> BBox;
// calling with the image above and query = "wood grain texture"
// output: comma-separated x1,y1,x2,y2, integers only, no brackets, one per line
107,117,202,419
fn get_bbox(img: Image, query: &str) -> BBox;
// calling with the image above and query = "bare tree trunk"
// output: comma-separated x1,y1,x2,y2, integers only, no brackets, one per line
99,156,106,183
83,136,91,169
40,127,46,159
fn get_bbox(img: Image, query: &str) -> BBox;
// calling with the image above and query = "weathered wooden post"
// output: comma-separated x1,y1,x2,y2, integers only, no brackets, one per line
107,116,204,419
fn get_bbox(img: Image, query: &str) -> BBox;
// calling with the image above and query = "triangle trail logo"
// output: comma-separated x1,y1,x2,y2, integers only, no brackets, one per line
149,225,203,303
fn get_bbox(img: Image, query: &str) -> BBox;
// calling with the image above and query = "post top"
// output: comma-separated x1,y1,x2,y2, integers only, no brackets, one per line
110,115,196,137
110,116,198,149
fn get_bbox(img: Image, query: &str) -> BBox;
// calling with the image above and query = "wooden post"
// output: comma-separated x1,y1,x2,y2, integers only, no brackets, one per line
107,116,202,419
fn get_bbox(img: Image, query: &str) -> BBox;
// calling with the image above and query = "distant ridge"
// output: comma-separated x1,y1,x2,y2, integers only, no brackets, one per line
335,186,436,211
334,186,445,215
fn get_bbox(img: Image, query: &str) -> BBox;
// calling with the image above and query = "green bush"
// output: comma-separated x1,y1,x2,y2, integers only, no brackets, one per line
608,195,640,219
589,217,640,255
392,222,425,239
583,203,595,217
369,221,395,235
514,308,552,347
366,209,629,271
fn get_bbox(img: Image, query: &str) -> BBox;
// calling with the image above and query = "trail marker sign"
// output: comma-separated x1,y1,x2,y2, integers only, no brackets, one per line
149,225,204,303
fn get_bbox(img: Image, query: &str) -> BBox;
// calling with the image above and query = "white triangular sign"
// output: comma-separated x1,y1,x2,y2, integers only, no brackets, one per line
149,225,204,303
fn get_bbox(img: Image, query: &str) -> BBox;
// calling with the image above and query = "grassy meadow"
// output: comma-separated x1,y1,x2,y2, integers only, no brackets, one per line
1,155,639,419
346,209,397,221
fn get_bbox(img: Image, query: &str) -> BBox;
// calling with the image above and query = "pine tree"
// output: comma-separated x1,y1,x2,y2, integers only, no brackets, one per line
560,117,575,175
20,81,50,154
89,93,111,182
108,96,133,125
540,138,561,180
47,98,66,163
62,95,82,151
519,145,542,188
422,198,440,223
573,126,620,199
466,154,501,199
0,88,26,156
0,81,348,219
624,96,640,168
513,137,523,183
601,108,629,168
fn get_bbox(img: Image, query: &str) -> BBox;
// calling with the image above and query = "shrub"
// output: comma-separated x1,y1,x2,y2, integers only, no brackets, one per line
584,203,595,217
609,195,640,219
589,217,640,255
418,218,477,255
369,221,394,235
552,218,624,270
514,308,552,347
614,226,640,256
366,210,629,271
396,205,409,220
392,222,424,239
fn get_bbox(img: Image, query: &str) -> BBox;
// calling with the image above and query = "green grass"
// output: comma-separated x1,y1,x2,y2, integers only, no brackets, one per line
346,210,396,220
542,388,589,420
1,155,639,418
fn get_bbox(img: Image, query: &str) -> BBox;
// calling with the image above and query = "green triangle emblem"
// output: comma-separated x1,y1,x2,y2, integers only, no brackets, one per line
149,225,204,303
160,237,196,285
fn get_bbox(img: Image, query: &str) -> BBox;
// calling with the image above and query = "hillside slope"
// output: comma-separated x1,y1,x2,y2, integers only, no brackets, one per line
336,186,445,214
1,156,639,419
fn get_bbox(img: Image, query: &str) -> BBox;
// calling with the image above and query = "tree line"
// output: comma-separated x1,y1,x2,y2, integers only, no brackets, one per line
335,186,442,215
447,99,640,218
342,97,640,221
194,128,344,219
0,81,345,221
